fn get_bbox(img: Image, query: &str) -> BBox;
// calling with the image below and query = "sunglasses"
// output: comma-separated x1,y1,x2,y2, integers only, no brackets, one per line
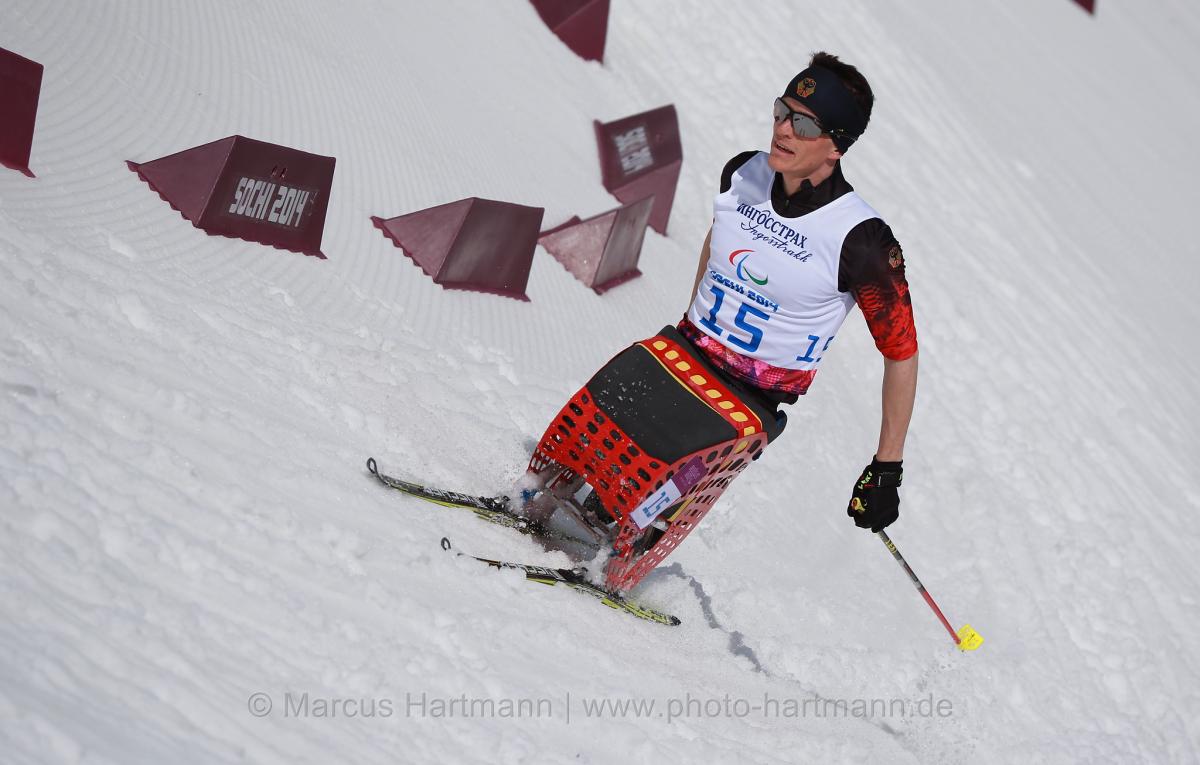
772,97,826,139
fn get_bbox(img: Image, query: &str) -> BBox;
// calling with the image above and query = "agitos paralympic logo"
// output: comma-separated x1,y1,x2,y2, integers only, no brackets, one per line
729,249,768,285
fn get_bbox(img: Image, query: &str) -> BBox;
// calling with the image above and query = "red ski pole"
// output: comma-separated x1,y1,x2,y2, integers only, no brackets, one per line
876,529,982,651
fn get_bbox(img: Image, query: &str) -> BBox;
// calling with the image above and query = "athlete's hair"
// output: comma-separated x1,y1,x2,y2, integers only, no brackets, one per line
810,51,874,127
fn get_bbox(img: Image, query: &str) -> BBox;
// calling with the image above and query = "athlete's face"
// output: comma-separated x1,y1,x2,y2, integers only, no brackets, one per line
767,96,842,183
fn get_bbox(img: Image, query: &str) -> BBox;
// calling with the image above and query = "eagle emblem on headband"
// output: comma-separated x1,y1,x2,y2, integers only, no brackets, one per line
796,78,817,98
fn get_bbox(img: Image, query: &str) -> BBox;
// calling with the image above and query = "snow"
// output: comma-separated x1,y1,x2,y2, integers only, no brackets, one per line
2,0,1199,762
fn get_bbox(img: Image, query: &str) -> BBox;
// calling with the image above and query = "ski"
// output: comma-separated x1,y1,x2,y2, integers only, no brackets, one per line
439,537,681,626
365,457,604,553
366,457,535,535
365,458,676,623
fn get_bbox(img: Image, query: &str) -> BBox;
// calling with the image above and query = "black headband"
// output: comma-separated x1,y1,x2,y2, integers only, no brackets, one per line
782,66,868,153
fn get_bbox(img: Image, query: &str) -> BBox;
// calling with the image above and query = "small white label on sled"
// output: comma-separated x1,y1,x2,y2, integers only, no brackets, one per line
628,457,708,531
630,481,682,530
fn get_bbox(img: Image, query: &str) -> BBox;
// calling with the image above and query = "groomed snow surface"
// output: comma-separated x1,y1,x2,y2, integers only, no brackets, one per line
3,1,1199,763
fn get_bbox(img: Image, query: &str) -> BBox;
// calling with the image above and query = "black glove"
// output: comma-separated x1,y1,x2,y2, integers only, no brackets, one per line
847,458,903,532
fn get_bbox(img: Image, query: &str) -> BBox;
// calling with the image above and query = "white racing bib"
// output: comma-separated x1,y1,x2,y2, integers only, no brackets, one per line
687,152,880,372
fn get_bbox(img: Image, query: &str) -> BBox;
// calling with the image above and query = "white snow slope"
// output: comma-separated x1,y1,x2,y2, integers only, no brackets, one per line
3,1,1199,763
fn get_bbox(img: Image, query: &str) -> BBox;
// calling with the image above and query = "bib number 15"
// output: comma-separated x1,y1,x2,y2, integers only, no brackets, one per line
698,285,770,353
795,333,835,364
699,284,834,362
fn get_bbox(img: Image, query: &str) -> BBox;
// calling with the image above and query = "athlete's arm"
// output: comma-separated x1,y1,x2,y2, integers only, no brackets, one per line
838,220,919,460
877,352,917,461
689,227,712,305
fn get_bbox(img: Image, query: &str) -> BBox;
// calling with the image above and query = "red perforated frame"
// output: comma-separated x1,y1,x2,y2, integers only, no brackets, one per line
603,431,767,592
528,332,771,593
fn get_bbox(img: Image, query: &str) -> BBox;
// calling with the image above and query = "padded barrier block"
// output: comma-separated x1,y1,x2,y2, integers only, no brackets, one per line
594,105,681,235
127,136,335,258
0,47,44,177
529,0,609,62
538,195,653,294
372,198,545,301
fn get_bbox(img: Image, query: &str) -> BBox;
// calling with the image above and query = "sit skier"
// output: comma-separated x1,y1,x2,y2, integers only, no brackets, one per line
527,51,918,591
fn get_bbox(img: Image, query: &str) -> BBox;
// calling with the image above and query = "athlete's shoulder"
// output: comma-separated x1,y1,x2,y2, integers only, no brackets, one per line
848,217,897,249
719,150,763,193
838,219,906,293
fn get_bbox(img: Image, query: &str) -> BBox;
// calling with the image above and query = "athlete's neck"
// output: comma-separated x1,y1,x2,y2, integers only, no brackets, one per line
779,162,836,196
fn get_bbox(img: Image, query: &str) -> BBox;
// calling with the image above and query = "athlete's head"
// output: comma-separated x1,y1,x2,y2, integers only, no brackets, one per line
769,51,874,179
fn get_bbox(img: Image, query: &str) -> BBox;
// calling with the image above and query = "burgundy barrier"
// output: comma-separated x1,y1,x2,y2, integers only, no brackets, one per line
529,0,609,63
128,136,335,258
1072,0,1095,12
372,198,545,301
0,48,44,177
539,195,653,294
594,105,681,236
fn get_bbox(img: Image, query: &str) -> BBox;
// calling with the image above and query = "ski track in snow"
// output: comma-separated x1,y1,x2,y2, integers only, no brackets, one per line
2,0,1200,763
656,562,922,746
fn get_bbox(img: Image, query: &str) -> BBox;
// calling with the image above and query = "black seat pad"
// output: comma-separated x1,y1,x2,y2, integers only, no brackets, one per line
587,326,782,465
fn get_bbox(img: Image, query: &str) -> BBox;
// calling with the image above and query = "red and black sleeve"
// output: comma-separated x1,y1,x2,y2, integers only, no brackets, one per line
838,220,918,360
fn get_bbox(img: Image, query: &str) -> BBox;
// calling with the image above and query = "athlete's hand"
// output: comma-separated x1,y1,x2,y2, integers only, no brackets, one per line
847,458,903,532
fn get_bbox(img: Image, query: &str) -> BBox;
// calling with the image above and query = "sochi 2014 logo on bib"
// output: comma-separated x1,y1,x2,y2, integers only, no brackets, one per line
729,249,768,285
